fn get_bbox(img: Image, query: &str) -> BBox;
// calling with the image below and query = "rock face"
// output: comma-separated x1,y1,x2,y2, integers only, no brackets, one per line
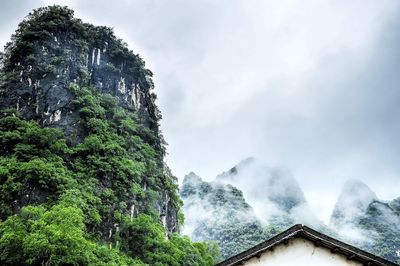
0,6,178,234
180,172,273,259
0,6,160,146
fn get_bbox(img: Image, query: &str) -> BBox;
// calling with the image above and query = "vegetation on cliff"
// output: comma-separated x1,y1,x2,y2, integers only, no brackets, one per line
0,5,219,266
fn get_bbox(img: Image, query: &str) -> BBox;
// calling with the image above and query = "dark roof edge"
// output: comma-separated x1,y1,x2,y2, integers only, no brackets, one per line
215,224,303,266
216,224,399,266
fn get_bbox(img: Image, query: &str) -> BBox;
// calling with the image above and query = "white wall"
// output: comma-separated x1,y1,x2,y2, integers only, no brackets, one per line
243,238,363,266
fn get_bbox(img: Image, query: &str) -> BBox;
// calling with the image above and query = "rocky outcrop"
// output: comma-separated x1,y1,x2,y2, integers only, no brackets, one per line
0,6,160,143
0,6,178,234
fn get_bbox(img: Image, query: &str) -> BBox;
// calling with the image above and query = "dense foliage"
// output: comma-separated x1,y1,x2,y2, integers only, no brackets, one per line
0,5,219,265
0,90,218,265
357,200,400,264
0,85,219,265
0,200,143,266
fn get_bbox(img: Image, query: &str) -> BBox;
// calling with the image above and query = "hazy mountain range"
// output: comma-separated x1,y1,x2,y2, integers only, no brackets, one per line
181,157,400,263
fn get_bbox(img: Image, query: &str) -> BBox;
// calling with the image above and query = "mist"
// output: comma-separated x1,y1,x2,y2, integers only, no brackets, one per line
1,0,400,223
181,172,259,238
181,158,400,260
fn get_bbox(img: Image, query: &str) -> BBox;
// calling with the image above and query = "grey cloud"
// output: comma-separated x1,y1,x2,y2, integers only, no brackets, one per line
1,0,400,222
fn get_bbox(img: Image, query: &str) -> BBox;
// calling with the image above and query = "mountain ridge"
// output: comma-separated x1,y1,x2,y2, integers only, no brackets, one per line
182,158,400,263
180,171,282,259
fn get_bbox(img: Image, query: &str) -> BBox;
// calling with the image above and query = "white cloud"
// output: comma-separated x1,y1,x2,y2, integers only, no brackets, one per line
1,0,400,222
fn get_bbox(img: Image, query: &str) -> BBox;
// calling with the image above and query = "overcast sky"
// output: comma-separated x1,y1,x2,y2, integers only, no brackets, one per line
1,0,400,222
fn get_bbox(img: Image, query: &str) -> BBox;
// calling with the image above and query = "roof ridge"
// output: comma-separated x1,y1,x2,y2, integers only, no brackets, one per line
216,224,399,266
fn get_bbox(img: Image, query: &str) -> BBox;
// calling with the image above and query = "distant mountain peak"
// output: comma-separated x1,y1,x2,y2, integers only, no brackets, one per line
216,158,306,214
179,170,272,259
330,179,377,227
183,172,203,183
339,179,377,206
216,157,255,180
235,156,256,168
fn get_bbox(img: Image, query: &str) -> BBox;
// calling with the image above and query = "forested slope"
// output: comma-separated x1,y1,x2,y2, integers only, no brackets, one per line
0,5,219,265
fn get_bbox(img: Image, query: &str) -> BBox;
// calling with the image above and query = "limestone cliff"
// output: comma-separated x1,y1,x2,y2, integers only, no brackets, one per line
0,6,160,146
0,5,178,236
